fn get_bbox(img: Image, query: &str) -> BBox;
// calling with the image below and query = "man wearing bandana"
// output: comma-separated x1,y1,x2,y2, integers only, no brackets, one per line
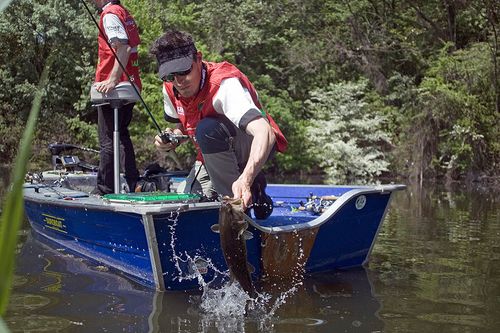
92,0,141,195
150,30,287,219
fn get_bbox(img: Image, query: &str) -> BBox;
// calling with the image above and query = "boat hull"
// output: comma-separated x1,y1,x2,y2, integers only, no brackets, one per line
23,183,405,290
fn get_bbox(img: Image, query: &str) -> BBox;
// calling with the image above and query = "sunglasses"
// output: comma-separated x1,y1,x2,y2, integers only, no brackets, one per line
162,63,194,82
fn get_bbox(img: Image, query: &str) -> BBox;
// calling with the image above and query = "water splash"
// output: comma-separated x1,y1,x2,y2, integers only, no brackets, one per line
164,201,307,331
165,207,225,288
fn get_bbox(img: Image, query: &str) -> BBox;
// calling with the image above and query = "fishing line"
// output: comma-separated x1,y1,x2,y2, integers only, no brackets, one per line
80,0,205,191
15,15,46,42
73,145,99,154
79,0,164,135
189,162,204,194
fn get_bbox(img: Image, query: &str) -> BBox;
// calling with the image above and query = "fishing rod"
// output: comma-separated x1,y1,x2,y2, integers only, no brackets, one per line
80,0,204,195
80,0,174,142
48,142,99,155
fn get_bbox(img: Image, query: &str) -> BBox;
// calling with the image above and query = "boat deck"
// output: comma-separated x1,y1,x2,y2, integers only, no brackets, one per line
24,182,404,230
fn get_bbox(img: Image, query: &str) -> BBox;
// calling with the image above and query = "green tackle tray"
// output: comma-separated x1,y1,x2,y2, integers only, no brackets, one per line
103,192,200,204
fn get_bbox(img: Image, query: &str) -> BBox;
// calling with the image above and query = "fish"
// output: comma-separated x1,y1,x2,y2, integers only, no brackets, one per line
211,197,256,297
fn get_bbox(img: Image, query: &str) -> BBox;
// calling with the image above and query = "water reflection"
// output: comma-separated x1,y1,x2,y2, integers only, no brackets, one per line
369,182,500,333
7,232,156,332
6,231,383,332
5,182,500,332
265,270,384,333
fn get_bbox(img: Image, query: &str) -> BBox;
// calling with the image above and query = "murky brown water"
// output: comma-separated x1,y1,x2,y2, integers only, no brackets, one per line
2,181,500,332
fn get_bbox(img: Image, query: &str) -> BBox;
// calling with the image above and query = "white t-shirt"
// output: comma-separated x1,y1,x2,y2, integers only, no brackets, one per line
102,6,138,52
163,77,263,130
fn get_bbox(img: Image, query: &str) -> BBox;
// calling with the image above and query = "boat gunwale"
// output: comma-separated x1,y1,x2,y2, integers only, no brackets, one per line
245,184,406,234
24,184,406,231
23,185,222,214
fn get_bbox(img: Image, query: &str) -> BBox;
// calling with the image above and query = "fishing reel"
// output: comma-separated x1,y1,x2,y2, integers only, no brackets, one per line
25,172,44,184
299,192,338,215
160,131,189,145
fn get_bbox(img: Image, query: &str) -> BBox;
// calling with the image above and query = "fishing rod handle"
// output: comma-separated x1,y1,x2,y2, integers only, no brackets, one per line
160,131,189,145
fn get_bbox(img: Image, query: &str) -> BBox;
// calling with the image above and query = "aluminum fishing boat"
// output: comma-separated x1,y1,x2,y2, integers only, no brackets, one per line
23,180,405,291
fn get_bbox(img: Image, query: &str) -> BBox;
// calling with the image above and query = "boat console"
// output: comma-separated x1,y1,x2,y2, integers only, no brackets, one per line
48,143,98,172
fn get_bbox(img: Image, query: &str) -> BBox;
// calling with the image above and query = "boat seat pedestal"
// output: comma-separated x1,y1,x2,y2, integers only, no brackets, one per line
90,82,139,194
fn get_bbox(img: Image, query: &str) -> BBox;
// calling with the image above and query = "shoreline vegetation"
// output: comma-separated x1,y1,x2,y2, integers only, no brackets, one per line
1,0,499,186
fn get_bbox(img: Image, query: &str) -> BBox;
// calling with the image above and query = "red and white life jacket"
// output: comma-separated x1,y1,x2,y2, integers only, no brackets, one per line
95,4,141,90
164,61,288,161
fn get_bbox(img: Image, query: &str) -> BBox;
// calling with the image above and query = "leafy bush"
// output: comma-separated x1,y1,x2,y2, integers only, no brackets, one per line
397,43,498,180
305,80,392,183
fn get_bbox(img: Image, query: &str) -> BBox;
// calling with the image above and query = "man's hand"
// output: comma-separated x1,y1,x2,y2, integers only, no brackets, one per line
232,176,253,210
154,128,184,152
95,42,131,94
94,79,119,94
231,117,276,210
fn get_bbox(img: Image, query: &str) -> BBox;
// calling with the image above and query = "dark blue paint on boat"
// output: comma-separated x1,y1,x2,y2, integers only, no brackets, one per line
23,182,405,290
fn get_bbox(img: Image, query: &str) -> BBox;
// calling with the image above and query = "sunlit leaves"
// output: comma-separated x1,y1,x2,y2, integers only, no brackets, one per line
305,80,392,182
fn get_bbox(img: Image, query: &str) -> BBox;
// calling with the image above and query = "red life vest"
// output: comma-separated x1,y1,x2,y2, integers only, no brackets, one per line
95,4,141,90
164,61,288,162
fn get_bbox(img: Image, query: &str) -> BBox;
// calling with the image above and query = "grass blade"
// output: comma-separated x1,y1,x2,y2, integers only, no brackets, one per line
0,318,8,333
0,55,53,317
0,0,19,328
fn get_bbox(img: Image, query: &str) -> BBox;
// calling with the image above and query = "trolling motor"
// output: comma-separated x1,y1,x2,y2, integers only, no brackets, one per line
49,142,99,172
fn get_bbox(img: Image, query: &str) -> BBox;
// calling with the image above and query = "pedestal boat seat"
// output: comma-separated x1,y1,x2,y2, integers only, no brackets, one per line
90,82,140,193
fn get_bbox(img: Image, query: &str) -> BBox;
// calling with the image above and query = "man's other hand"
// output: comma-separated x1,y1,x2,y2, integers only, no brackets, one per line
232,177,252,209
154,128,183,152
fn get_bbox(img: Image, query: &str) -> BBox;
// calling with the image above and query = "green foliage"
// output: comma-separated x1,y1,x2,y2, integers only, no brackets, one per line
121,0,166,73
259,89,312,174
196,0,359,99
305,80,392,183
0,0,95,166
66,115,99,149
396,42,499,180
0,0,498,182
